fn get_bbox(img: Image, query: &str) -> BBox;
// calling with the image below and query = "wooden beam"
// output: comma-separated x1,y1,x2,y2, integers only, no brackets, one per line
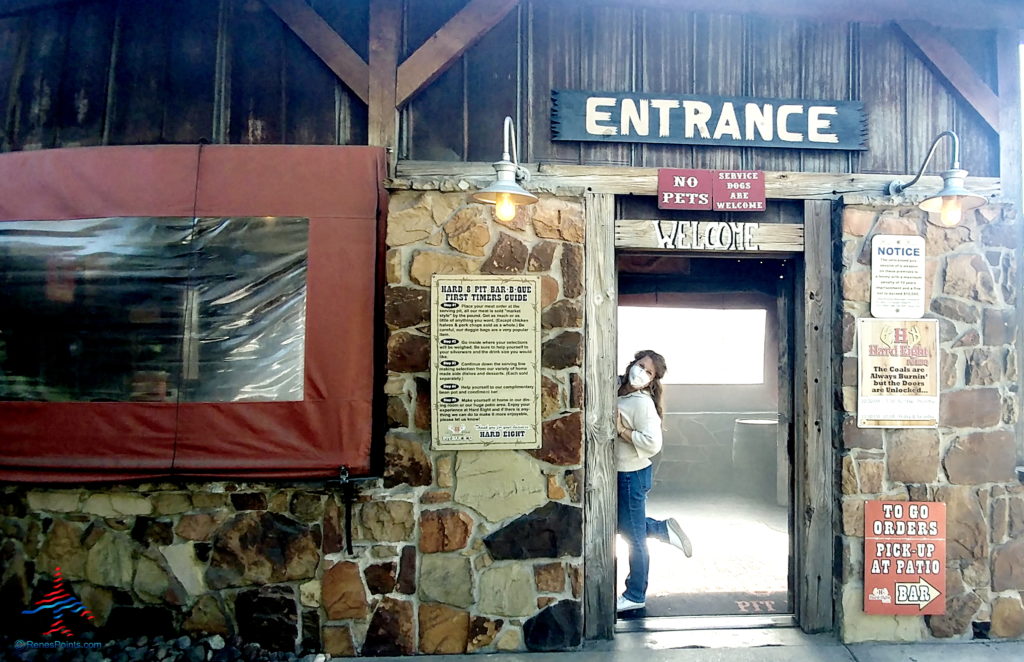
583,192,617,640
895,21,1001,132
262,0,369,104
395,0,519,107
391,161,1004,201
369,0,401,158
795,199,835,633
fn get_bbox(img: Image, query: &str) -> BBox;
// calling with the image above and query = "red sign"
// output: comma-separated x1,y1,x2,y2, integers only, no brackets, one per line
864,501,946,615
712,170,766,211
657,169,713,210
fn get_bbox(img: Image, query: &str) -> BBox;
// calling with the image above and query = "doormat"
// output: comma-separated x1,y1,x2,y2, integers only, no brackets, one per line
618,591,790,619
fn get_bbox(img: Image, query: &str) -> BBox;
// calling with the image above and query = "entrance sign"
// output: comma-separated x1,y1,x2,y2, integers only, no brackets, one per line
864,501,946,615
552,90,867,150
857,318,939,428
430,275,542,450
657,169,766,211
870,235,926,318
615,220,803,252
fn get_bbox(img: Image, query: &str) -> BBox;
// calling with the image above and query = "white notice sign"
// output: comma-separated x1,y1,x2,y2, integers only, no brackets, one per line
870,235,926,318
431,275,542,450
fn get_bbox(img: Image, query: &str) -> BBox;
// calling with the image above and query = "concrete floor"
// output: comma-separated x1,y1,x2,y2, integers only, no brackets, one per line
616,491,790,616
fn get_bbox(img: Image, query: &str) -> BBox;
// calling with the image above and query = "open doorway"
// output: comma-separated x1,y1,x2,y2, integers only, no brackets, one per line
614,254,794,622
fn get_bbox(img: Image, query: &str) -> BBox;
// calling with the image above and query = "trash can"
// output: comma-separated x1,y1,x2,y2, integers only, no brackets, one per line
732,419,778,501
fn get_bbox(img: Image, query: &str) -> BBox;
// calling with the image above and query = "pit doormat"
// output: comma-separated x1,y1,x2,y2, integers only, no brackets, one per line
618,591,789,618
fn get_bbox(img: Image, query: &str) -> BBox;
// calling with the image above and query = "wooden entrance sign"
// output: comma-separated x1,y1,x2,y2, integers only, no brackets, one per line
615,219,803,252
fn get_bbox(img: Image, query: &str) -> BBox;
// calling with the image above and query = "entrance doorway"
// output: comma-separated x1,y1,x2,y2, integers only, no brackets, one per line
614,255,794,623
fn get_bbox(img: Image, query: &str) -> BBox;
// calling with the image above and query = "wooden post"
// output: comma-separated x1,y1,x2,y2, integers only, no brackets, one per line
369,0,400,169
583,192,617,640
794,199,835,633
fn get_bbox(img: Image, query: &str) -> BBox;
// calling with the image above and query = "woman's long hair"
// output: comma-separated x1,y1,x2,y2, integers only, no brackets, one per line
618,349,667,419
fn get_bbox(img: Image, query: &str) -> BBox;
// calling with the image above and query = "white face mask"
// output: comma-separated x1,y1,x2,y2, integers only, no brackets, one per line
628,363,651,388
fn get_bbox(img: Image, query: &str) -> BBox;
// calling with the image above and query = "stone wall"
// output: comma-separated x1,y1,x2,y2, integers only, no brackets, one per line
0,191,587,656
836,203,1024,643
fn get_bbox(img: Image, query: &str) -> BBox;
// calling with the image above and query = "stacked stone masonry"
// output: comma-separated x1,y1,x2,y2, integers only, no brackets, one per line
0,193,587,656
837,203,1024,643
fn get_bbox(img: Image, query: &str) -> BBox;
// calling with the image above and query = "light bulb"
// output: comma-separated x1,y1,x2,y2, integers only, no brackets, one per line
939,196,962,227
494,193,516,222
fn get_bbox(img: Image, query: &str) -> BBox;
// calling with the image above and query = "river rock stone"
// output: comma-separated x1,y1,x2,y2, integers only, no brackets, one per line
931,297,980,324
384,432,432,488
387,199,438,246
38,518,87,579
387,331,430,372
842,416,882,450
541,275,559,308
175,513,223,542
531,412,582,466
927,591,981,638
944,254,998,304
419,508,473,553
966,347,1004,385
323,625,356,656
398,545,416,594
542,299,583,330
446,207,492,256
387,395,409,428
484,502,583,559
235,585,297,652
939,388,1001,428
160,542,207,598
944,430,1016,484
561,244,583,298
419,602,470,654
888,429,939,484
362,597,415,656
132,517,173,547
534,562,565,592
993,540,1024,591
529,241,558,272
134,555,171,603
839,586,919,643
532,199,563,239
991,596,1024,637
541,377,561,419
205,512,318,589
409,250,480,287
27,491,81,513
481,232,528,273
455,451,546,522
322,561,368,619
842,208,875,236
543,331,582,370
182,594,229,636
385,286,430,329
360,500,414,541
936,486,988,564
365,562,396,595
523,600,582,651
323,500,343,554
86,530,134,588
841,270,870,302
290,493,324,523
386,248,402,284
419,554,473,607
478,564,535,617
983,308,1016,345
415,377,431,429
467,616,504,652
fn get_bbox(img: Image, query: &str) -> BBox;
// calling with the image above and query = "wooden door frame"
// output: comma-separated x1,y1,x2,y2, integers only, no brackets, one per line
582,194,835,638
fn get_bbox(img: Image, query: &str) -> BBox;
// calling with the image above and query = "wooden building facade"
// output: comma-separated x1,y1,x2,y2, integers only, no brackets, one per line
1,0,1023,655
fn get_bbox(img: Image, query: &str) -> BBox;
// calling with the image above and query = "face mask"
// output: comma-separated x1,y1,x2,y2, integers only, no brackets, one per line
628,363,651,388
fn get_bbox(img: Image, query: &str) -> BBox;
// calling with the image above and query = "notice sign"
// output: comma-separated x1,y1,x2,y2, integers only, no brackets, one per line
871,235,926,318
713,171,766,211
430,275,541,451
864,501,946,615
857,318,939,428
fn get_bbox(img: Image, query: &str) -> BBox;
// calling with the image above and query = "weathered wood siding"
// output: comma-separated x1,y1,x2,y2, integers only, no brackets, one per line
0,0,1001,178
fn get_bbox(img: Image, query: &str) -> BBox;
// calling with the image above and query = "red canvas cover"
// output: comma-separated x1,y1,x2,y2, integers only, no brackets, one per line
0,145,386,482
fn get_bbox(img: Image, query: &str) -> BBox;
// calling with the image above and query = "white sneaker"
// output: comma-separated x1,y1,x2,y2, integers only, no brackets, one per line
666,518,693,557
616,595,646,612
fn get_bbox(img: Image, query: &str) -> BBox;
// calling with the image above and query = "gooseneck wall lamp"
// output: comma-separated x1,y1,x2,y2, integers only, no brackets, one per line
471,116,538,221
887,130,987,227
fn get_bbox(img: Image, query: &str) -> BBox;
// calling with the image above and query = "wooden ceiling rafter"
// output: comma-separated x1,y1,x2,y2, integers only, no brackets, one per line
894,21,1001,132
262,0,370,104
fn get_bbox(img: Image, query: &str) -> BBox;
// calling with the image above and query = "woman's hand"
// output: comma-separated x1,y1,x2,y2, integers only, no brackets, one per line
616,411,631,440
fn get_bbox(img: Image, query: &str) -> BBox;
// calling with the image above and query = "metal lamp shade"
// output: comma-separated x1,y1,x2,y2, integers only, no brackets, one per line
471,160,538,206
918,169,987,215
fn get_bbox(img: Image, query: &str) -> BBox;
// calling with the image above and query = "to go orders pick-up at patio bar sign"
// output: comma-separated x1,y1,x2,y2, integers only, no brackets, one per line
552,90,867,150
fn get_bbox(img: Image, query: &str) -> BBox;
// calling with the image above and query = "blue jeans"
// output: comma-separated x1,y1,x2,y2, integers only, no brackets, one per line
617,465,669,603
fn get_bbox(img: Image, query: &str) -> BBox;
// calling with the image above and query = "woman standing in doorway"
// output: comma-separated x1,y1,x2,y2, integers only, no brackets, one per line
616,349,693,613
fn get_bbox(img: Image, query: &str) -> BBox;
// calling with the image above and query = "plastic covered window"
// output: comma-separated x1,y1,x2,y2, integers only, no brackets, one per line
0,216,307,402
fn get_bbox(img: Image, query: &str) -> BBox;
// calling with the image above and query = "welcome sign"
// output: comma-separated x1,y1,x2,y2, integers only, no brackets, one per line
552,90,867,150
